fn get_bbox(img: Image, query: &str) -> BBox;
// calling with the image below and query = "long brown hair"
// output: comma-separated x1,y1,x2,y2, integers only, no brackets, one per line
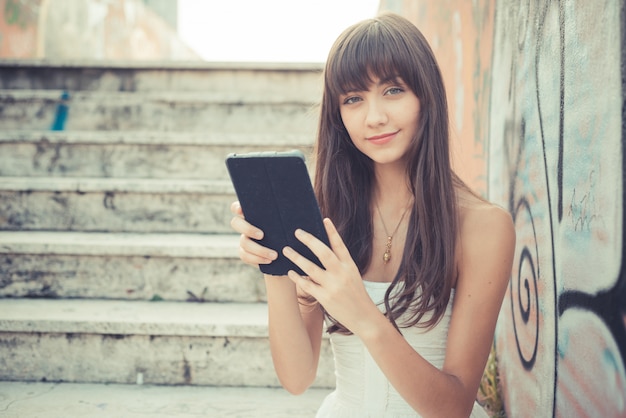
314,12,462,334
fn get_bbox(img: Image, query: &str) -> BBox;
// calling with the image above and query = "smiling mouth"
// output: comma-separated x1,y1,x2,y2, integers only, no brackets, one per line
366,131,398,144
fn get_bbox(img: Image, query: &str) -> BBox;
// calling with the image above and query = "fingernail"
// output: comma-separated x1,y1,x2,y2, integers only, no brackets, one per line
254,230,263,240
268,250,277,259
283,246,293,256
294,229,304,238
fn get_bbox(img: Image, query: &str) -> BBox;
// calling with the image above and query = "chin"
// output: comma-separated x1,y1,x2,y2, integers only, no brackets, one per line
368,151,409,166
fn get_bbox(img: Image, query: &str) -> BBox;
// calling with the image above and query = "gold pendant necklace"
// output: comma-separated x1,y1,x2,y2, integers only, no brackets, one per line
375,201,411,265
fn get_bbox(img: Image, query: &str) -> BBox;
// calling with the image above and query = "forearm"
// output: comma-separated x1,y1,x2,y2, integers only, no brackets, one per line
358,314,476,417
264,274,323,394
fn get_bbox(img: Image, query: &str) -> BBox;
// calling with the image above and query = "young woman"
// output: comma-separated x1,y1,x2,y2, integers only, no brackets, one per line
230,12,515,418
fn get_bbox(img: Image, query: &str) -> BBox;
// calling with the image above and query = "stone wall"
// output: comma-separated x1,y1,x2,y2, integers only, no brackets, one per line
383,0,626,416
0,0,199,60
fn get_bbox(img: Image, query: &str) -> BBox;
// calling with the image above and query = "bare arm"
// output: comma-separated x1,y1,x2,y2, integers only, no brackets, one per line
230,201,324,394
285,208,515,417
264,275,325,394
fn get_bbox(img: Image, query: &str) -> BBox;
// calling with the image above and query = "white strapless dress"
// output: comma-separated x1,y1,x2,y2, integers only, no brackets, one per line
315,280,488,418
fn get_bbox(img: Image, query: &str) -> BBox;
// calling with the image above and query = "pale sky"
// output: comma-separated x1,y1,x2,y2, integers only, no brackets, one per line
178,0,380,62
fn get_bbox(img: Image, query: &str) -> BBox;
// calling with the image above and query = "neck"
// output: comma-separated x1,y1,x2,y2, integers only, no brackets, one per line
373,162,412,208
370,162,413,271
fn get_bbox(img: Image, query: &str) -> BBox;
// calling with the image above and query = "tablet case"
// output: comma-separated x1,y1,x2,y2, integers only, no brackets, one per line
226,150,330,276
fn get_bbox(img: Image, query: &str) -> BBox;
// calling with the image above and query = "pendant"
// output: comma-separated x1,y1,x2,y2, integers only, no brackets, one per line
383,236,392,264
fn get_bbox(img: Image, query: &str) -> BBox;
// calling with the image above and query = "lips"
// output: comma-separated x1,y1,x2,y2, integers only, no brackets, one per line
366,131,398,145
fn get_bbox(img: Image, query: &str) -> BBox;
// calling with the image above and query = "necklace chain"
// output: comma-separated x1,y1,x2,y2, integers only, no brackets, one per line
375,200,411,265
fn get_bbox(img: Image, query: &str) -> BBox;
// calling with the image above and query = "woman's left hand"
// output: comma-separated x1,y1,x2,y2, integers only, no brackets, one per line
282,218,380,335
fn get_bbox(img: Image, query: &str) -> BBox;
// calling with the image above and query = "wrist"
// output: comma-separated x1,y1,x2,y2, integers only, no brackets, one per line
352,306,391,341
264,274,297,296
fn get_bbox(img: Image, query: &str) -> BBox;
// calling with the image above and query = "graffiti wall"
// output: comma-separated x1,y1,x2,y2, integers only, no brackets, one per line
489,0,626,416
385,0,626,415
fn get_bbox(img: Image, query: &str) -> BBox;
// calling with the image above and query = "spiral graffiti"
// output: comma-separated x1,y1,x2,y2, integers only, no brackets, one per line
511,197,540,370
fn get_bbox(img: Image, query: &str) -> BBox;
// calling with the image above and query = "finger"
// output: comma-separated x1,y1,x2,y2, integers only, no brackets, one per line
230,215,264,240
287,270,320,297
239,246,275,265
283,246,326,280
323,218,353,261
240,234,278,264
293,228,337,266
230,201,244,216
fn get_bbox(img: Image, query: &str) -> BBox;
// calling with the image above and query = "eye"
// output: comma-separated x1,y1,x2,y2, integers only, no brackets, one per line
342,95,362,105
385,86,404,96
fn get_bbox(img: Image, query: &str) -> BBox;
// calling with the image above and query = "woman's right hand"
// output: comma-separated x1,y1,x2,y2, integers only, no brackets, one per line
230,201,278,267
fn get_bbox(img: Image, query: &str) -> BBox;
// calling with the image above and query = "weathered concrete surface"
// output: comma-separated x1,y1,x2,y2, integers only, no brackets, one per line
0,131,313,179
0,178,234,233
1,332,285,386
0,253,264,301
0,232,264,302
0,90,319,133
0,299,335,388
0,381,332,418
0,60,323,98
0,60,327,395
0,299,270,337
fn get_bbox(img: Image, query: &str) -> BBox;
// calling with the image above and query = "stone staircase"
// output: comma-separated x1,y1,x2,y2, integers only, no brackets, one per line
0,60,334,416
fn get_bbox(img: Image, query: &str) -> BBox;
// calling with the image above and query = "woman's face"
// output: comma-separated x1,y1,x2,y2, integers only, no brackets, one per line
338,75,420,168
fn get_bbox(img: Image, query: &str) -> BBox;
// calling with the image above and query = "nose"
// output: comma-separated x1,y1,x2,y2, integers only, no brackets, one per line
365,98,388,127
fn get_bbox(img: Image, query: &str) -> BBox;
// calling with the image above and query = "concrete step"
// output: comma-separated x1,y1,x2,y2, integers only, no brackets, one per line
0,381,332,418
0,90,319,133
0,131,313,179
0,298,334,388
0,177,235,233
0,59,323,99
0,231,265,302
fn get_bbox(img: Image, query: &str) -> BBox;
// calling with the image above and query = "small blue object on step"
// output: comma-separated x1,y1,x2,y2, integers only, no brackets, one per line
51,91,70,131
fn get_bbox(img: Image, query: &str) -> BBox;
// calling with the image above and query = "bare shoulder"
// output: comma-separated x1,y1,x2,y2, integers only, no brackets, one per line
459,199,515,243
456,193,516,287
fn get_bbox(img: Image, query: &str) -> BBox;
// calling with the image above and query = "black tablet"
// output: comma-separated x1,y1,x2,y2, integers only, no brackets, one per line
226,150,330,276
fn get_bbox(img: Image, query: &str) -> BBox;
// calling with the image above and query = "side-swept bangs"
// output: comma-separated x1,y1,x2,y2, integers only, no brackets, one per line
324,13,427,102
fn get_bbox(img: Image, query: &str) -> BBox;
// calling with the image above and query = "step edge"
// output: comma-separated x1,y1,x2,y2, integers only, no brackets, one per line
0,58,325,71
0,299,270,338
0,231,240,258
0,130,315,146
0,177,235,194
0,89,321,105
